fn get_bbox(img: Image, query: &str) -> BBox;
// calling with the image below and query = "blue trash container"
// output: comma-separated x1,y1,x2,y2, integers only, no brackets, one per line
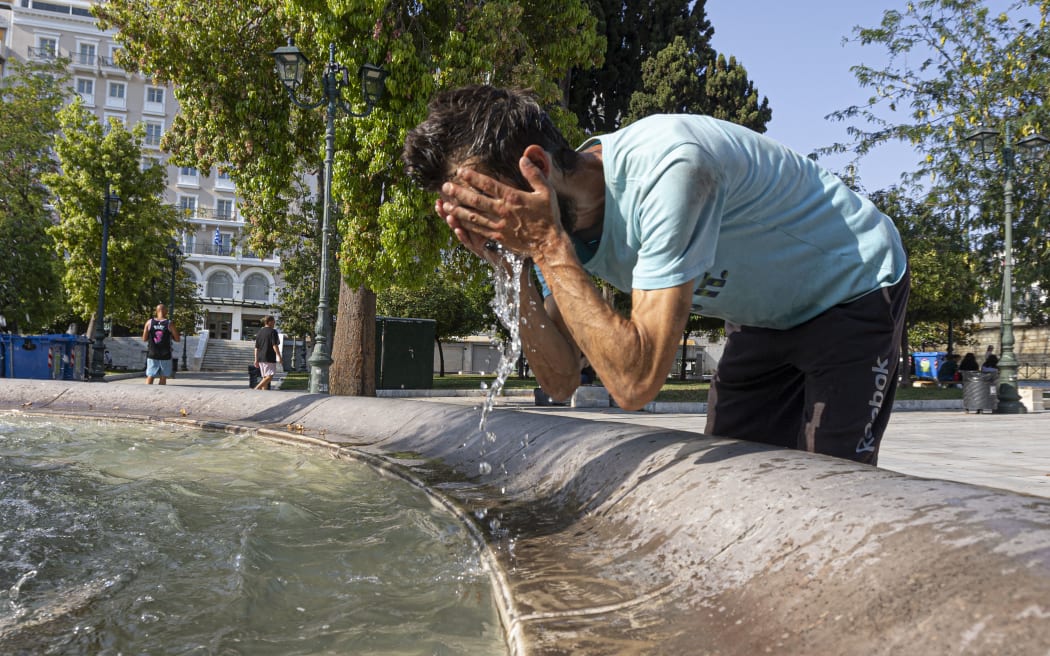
6,335,59,379
912,351,947,380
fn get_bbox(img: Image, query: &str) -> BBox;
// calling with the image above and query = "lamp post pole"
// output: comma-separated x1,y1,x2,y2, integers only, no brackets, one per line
997,121,1022,413
271,40,387,394
965,121,1049,413
89,183,120,381
165,238,184,376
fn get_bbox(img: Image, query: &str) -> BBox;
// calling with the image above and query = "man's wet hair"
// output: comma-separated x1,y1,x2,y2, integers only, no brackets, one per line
402,85,581,192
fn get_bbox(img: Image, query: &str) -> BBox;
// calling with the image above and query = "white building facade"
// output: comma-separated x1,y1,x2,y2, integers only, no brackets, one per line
1,0,283,343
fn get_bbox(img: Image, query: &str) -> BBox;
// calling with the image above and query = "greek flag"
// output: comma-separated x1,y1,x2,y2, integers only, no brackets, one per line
213,228,222,255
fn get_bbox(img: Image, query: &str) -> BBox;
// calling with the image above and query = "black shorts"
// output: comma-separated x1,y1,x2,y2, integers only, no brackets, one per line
705,271,909,465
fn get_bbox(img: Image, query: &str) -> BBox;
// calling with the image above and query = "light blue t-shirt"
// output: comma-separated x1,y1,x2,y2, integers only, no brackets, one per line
560,114,907,330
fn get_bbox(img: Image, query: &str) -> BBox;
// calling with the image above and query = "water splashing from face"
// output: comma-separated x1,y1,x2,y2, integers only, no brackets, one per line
477,246,525,435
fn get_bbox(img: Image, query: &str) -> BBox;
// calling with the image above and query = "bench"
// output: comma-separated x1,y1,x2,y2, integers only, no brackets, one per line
1019,387,1045,413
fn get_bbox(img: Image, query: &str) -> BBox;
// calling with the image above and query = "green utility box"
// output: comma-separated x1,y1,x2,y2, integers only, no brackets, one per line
375,316,435,390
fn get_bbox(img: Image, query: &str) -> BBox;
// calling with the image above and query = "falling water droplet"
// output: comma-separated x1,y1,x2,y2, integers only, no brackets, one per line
478,461,492,475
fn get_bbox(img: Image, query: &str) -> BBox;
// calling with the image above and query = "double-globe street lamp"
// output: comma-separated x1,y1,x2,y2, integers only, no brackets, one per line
88,184,122,381
165,238,187,375
964,120,1049,413
271,41,387,394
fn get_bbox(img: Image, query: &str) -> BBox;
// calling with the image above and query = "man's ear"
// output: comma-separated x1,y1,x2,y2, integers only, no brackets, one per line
522,144,552,178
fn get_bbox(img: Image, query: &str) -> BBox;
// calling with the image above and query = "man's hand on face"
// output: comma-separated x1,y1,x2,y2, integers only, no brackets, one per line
436,155,565,261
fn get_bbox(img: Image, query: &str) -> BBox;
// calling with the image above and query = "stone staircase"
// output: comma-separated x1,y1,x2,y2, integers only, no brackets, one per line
201,339,256,372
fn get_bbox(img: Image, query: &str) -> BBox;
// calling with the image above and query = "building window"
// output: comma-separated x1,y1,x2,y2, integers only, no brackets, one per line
243,274,270,302
216,199,234,220
206,271,234,299
177,166,199,186
144,86,165,114
76,43,96,66
144,121,163,147
106,81,126,110
177,195,197,218
215,167,236,191
75,78,94,104
32,36,58,60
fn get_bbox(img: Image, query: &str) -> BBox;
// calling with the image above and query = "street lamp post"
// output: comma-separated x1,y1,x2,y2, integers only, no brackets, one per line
165,238,185,375
88,184,121,381
965,121,1049,413
271,40,388,394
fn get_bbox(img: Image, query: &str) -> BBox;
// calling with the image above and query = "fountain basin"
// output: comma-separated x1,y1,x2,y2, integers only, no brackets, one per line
3,379,1050,655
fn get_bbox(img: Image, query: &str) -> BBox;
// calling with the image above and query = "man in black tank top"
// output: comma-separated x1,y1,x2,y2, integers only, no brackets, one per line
142,303,180,385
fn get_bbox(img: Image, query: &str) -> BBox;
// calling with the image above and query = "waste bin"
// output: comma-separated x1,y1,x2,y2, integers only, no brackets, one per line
374,317,435,390
248,364,261,389
47,334,91,381
962,370,998,413
913,351,947,380
2,335,58,379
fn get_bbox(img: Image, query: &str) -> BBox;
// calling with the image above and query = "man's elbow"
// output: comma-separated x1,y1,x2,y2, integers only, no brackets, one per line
610,391,656,412
607,377,662,412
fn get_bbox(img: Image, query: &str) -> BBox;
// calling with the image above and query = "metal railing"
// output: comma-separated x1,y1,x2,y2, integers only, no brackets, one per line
98,55,121,69
184,243,276,260
27,47,58,61
176,207,239,222
1018,363,1050,380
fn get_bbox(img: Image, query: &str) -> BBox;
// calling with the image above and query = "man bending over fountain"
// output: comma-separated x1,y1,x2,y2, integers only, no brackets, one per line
402,86,909,465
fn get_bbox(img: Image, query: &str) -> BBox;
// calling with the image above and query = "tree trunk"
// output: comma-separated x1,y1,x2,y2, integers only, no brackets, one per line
436,336,445,377
329,278,376,396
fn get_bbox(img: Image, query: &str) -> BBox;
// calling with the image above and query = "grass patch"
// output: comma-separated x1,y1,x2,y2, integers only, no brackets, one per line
280,371,964,402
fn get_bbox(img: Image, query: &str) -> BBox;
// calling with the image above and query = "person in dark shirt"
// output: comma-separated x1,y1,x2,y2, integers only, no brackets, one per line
253,315,282,390
959,352,980,372
142,303,180,385
937,353,960,388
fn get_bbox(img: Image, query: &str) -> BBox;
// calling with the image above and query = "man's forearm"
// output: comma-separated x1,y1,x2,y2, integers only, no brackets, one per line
517,269,580,400
534,237,691,410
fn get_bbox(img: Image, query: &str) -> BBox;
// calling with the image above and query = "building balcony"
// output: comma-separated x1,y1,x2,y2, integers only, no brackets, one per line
184,243,278,263
28,46,58,62
97,55,128,77
178,207,241,223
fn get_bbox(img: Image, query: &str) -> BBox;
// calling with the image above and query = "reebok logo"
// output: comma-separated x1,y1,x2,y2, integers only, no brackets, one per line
856,357,890,454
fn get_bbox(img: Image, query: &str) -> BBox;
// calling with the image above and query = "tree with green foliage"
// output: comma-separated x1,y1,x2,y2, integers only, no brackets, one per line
44,100,183,334
626,37,771,131
567,0,710,132
0,60,69,333
96,0,603,395
870,187,984,357
826,0,1050,323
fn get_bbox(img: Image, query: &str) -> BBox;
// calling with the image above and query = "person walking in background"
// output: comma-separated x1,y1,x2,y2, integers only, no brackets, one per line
253,315,282,390
143,303,179,385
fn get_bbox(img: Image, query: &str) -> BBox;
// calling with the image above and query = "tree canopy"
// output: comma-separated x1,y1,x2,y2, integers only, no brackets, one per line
826,0,1050,323
567,0,713,132
0,60,69,333
44,101,183,328
625,37,771,131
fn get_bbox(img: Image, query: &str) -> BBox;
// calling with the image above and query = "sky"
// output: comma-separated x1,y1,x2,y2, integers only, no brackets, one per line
704,1,937,192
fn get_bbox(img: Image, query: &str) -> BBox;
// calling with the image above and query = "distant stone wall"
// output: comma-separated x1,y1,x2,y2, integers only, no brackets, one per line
965,324,1050,378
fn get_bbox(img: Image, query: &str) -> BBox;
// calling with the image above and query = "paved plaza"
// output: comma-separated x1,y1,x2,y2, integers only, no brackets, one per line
110,371,1050,499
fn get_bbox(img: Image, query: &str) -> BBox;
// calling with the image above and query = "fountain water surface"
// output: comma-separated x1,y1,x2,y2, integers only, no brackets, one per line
0,415,506,655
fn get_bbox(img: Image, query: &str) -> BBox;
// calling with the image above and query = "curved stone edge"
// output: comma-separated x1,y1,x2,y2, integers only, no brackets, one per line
3,380,1050,655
